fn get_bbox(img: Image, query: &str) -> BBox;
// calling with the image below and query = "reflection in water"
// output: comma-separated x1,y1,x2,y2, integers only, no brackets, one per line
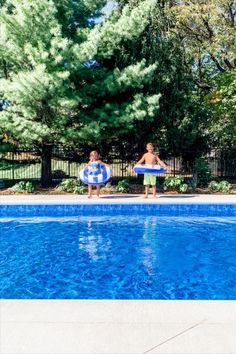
78,220,99,260
78,219,112,261
141,217,158,275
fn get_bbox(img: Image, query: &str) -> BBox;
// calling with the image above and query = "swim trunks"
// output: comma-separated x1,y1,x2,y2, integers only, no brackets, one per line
143,173,156,186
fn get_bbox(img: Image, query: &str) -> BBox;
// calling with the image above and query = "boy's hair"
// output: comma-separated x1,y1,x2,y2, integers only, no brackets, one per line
90,150,99,158
146,143,153,147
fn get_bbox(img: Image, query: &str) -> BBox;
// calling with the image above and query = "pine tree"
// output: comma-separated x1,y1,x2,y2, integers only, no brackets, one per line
0,0,160,185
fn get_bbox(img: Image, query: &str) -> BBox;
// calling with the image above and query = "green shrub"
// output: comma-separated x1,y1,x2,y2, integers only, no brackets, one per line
208,180,219,192
163,176,189,193
194,157,211,187
116,179,131,193
179,183,189,193
58,178,86,194
208,180,232,193
101,182,117,193
58,179,77,192
73,184,86,194
17,181,35,193
218,181,232,193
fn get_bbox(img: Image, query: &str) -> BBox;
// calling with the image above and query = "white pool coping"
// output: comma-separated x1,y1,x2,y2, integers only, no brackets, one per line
1,193,236,204
1,194,236,354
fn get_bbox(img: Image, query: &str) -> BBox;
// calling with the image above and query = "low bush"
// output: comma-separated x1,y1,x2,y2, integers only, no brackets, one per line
218,181,232,193
208,180,232,193
208,180,219,192
101,182,117,193
163,176,189,193
116,179,131,193
10,181,35,193
58,178,86,194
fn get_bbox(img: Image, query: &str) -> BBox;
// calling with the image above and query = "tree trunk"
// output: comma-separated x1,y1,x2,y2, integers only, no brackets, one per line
41,144,53,187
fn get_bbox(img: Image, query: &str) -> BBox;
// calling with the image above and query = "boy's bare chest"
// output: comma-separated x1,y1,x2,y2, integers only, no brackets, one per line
145,153,156,163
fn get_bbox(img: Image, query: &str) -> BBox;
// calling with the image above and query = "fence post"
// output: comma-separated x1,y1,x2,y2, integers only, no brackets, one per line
11,152,15,183
220,151,224,178
173,157,176,177
68,161,71,177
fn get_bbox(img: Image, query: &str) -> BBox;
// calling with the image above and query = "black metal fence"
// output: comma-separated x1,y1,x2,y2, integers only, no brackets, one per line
0,147,235,184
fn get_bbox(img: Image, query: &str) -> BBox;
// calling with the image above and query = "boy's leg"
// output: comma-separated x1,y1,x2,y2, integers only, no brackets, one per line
143,173,150,198
152,185,156,197
150,175,157,197
88,185,92,198
144,184,149,198
96,185,100,197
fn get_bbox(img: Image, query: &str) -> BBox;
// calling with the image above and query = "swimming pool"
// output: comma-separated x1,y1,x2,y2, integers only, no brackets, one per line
0,204,236,299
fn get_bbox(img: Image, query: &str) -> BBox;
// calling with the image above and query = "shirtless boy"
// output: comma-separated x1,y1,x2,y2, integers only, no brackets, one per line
135,143,167,198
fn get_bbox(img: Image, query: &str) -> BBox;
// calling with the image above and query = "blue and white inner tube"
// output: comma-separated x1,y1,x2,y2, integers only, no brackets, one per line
133,164,166,174
79,164,112,185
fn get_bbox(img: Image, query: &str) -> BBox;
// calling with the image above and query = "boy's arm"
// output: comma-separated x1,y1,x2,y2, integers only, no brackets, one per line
85,160,91,168
156,155,167,168
135,154,146,165
99,160,112,176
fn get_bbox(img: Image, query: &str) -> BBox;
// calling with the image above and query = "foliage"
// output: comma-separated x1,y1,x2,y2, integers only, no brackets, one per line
113,0,207,156
0,142,15,153
101,182,117,193
217,181,232,193
73,184,87,194
171,0,236,76
208,180,232,193
179,182,189,193
171,0,236,149
208,180,219,192
206,70,236,148
116,179,131,193
163,175,188,193
194,156,212,187
58,178,86,194
0,0,161,184
11,181,35,193
0,0,159,145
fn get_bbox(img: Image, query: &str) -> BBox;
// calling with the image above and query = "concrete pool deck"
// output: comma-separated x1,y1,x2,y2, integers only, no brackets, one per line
1,193,236,204
1,194,236,354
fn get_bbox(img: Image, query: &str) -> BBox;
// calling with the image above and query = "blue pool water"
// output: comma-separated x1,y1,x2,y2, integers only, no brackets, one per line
0,204,236,299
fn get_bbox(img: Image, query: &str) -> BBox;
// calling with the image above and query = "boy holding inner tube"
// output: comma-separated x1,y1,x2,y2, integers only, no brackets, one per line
135,143,167,198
